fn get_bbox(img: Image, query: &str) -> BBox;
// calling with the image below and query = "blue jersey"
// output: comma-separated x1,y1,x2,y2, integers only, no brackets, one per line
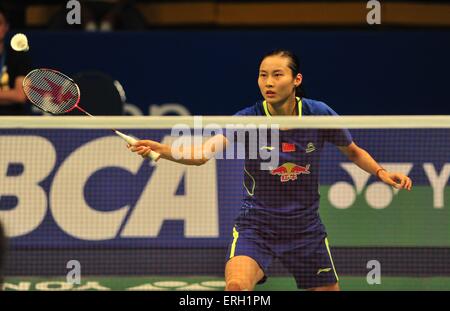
231,97,353,235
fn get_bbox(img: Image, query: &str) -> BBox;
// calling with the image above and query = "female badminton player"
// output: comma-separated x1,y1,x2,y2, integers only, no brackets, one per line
129,49,412,291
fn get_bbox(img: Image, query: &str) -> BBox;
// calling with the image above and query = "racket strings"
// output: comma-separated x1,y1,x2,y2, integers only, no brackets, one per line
23,70,80,114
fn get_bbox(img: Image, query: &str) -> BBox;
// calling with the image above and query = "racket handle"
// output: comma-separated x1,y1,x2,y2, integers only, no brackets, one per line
115,130,161,162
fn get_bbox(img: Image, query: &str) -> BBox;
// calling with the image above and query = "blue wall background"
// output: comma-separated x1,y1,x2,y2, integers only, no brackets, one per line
22,30,450,115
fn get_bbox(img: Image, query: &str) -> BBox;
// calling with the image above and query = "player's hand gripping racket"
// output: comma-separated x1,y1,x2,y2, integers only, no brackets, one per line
22,68,160,161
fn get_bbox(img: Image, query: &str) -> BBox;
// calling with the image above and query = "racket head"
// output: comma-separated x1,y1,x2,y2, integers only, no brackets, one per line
22,68,81,115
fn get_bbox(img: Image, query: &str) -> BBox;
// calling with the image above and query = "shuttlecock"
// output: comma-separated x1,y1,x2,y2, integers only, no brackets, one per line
10,33,29,52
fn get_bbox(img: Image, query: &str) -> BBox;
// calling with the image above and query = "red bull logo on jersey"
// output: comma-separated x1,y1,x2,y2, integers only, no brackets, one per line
270,162,310,182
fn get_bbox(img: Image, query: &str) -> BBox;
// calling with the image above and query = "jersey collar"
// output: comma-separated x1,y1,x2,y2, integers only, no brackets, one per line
263,97,302,118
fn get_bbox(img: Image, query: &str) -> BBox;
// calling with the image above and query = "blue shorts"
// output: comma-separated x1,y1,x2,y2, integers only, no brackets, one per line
225,225,339,289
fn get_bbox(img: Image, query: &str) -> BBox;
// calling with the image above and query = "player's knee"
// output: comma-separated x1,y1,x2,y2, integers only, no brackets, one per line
225,278,251,291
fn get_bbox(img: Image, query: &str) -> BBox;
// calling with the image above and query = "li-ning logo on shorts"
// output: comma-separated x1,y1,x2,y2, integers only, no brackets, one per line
270,162,310,182
317,268,332,275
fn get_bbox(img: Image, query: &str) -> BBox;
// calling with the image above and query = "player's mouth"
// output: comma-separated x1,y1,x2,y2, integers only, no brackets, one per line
266,90,276,97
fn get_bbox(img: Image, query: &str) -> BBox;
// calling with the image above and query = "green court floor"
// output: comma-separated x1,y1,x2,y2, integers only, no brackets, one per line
3,276,450,291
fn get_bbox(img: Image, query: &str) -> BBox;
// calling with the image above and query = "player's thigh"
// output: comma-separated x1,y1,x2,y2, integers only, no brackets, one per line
225,255,264,290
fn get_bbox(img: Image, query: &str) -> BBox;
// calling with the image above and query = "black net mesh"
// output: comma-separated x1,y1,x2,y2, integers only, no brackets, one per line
0,116,449,291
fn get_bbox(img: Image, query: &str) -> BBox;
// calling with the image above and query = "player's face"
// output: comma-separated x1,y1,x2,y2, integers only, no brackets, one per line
258,55,301,106
0,13,8,43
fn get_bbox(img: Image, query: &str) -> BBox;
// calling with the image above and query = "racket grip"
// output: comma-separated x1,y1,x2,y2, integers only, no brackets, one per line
115,130,161,161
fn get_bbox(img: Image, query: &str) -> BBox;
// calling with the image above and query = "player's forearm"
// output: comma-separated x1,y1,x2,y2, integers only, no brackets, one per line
347,146,383,176
159,134,227,166
158,143,209,166
0,89,27,105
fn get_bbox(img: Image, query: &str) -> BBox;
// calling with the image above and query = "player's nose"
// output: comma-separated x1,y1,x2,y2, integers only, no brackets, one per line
265,77,274,87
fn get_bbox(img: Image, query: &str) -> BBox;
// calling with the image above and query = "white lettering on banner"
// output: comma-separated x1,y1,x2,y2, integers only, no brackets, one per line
423,163,450,209
50,136,138,240
0,136,55,237
2,282,31,291
149,103,191,116
121,136,219,238
123,103,144,116
73,282,110,291
35,282,73,291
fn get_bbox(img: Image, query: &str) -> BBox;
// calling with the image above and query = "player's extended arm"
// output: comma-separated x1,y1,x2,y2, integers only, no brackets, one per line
338,142,412,191
129,134,229,166
0,77,27,105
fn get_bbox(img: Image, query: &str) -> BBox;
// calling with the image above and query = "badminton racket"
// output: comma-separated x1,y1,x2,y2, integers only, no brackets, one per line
22,68,160,161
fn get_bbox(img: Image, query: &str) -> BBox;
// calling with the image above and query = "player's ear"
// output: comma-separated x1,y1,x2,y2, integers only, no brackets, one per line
294,73,302,87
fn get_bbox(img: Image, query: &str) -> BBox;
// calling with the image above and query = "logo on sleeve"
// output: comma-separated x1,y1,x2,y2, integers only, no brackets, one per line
306,142,316,153
282,143,296,152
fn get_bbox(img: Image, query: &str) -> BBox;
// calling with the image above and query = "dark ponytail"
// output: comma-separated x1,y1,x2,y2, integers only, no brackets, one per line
260,49,306,98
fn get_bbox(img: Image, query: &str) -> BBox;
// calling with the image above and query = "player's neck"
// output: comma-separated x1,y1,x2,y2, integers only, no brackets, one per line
268,94,297,116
